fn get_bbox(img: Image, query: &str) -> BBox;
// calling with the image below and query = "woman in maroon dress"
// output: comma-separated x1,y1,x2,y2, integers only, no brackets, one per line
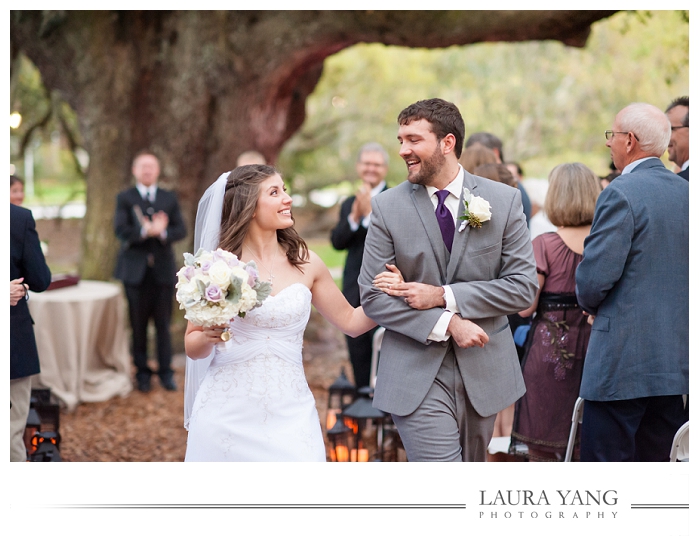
510,163,601,461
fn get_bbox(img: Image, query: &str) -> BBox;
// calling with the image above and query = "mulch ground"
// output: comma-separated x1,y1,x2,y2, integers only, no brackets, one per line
54,310,351,462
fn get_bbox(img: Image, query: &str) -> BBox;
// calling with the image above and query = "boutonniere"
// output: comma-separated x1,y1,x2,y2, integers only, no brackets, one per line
458,189,491,230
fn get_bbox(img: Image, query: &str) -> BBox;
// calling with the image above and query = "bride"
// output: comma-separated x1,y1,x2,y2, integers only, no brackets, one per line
183,164,396,462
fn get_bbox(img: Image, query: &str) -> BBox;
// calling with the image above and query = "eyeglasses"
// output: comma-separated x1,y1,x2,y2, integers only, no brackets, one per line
605,130,631,140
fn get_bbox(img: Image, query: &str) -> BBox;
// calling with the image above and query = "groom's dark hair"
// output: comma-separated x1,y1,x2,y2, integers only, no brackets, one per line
398,98,465,158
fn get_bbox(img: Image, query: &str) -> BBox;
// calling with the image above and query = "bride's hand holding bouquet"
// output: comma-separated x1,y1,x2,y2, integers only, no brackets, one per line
176,248,272,342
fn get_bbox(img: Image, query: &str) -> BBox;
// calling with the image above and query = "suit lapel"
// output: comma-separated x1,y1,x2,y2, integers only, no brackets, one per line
446,172,478,282
410,184,448,281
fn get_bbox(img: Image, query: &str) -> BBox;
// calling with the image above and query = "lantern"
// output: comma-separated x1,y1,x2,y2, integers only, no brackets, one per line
340,386,388,461
325,367,356,431
326,416,355,462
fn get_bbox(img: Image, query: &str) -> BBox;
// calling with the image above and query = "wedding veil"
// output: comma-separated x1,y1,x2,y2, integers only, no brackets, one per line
183,170,231,430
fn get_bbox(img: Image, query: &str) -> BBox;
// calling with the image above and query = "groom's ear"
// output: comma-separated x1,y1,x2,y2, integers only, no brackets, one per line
440,133,457,156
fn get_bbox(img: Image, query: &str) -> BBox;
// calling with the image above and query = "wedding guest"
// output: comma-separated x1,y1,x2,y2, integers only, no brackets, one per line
473,163,517,188
114,151,187,392
330,142,390,388
465,132,532,225
236,150,267,166
665,96,689,180
599,170,619,189
10,175,25,206
576,103,689,461
510,163,600,461
459,143,498,173
11,202,52,461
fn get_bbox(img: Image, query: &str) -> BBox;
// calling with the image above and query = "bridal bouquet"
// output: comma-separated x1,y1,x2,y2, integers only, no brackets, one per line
175,248,273,334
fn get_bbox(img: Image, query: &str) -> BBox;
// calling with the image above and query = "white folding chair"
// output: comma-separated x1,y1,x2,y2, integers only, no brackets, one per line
669,421,689,462
369,327,385,389
564,397,585,462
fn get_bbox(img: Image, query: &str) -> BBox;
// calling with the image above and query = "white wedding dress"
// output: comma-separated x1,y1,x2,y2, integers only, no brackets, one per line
184,283,327,462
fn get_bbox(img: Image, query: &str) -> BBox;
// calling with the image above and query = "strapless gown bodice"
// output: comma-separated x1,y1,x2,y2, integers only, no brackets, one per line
184,283,326,462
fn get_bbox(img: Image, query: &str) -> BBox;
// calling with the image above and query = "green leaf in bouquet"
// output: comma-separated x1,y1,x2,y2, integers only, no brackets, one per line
254,280,273,303
183,252,196,266
226,275,242,304
195,278,208,296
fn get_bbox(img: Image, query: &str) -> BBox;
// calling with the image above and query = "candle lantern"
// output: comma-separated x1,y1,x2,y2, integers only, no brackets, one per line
326,416,355,462
340,386,388,461
325,367,356,431
24,407,42,456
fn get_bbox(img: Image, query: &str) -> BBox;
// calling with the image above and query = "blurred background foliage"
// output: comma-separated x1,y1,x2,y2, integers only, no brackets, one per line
10,10,689,209
277,10,688,195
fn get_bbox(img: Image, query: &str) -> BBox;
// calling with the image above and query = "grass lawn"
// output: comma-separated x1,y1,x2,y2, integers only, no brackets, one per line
305,238,346,288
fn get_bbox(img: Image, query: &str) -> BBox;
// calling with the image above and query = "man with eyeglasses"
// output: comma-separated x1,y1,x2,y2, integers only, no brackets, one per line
330,142,390,389
575,103,689,461
665,96,689,180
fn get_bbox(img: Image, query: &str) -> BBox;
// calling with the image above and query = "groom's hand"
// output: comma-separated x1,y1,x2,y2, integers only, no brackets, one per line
447,316,489,348
380,281,444,310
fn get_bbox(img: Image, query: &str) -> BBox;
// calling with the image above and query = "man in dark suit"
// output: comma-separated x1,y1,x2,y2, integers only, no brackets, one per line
114,151,187,392
10,202,52,461
576,103,689,461
665,96,689,180
330,143,389,389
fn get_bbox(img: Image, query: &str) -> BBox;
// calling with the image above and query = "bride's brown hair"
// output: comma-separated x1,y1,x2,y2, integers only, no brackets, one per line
218,164,308,269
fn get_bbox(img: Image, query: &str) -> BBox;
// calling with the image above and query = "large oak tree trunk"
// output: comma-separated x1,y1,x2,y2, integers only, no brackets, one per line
10,10,615,280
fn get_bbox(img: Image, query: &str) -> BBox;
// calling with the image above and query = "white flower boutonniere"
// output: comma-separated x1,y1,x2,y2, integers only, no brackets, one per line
458,189,491,229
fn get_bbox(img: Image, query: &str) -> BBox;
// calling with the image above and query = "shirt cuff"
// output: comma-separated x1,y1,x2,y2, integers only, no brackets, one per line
428,311,454,342
347,214,360,232
443,285,458,313
361,214,371,229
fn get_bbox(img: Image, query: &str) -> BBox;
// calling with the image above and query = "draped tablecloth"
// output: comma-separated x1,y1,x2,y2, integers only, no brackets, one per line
28,280,133,411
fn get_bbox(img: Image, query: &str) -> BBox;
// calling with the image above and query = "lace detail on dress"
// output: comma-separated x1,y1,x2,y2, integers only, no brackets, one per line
185,283,326,462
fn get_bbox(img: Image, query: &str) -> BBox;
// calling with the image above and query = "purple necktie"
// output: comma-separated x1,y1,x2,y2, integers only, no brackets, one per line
435,189,454,253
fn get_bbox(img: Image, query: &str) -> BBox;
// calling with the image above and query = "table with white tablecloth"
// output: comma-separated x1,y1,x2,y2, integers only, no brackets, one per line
28,280,133,411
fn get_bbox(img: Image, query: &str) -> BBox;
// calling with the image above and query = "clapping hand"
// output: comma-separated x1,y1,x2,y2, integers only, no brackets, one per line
146,211,169,237
349,182,373,224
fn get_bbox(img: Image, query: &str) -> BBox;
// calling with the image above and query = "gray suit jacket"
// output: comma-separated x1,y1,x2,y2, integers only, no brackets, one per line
575,158,689,401
358,171,538,417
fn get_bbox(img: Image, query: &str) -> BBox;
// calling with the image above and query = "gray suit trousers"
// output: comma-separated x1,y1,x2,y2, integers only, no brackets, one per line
392,349,497,462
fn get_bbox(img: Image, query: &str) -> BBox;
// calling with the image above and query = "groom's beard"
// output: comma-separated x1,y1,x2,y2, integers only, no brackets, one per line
406,143,445,187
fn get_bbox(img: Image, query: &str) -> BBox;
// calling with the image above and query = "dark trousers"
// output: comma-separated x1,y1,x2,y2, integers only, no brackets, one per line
580,395,688,462
124,267,174,382
345,325,378,389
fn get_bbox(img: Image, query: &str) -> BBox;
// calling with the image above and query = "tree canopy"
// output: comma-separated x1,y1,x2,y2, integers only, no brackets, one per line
11,10,621,279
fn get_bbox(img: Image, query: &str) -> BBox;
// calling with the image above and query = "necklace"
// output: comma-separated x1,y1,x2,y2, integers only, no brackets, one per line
245,243,279,283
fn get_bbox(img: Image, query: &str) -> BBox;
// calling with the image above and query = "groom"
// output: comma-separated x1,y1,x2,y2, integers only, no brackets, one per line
358,98,537,461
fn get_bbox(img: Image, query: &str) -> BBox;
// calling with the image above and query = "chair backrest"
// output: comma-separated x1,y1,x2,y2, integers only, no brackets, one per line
369,327,386,389
564,397,585,462
669,421,689,462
